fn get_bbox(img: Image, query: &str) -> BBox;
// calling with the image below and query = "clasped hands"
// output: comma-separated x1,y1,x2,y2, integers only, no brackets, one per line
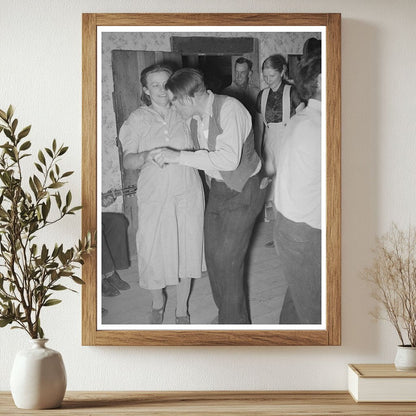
148,148,180,168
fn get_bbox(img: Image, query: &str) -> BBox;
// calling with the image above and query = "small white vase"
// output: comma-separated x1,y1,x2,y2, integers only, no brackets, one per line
394,345,416,371
10,338,67,409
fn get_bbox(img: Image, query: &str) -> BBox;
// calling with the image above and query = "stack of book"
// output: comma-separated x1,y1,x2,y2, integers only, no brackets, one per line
348,364,416,402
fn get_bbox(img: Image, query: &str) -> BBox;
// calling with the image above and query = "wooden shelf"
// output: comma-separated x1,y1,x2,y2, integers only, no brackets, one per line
2,391,416,415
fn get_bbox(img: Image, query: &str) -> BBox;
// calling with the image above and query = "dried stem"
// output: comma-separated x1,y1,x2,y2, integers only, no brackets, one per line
363,223,416,347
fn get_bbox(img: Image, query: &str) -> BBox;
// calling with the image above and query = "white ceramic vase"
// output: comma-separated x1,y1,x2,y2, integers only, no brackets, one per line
394,345,416,371
10,338,67,409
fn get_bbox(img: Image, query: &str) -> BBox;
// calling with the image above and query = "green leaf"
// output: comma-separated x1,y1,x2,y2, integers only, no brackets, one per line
48,182,64,189
34,162,43,173
0,317,13,327
19,140,31,151
0,292,12,302
71,276,85,285
58,250,67,264
45,148,53,158
52,139,57,152
0,109,7,121
3,129,12,140
29,177,38,197
61,171,74,178
38,150,46,165
17,125,31,140
65,191,72,207
11,119,18,133
41,202,50,220
38,325,44,339
55,192,62,208
41,244,48,262
52,243,60,258
56,244,63,258
50,285,68,291
33,175,43,193
58,146,68,156
6,105,14,122
69,206,82,213
31,244,38,256
43,299,62,307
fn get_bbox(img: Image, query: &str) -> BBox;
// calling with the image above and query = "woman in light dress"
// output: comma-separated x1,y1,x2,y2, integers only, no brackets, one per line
119,64,205,324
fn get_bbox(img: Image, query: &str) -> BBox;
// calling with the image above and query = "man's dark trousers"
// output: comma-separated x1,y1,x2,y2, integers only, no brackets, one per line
102,212,130,274
273,210,321,324
204,174,266,324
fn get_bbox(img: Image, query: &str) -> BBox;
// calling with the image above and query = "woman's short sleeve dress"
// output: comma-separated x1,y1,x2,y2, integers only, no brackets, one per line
119,106,205,290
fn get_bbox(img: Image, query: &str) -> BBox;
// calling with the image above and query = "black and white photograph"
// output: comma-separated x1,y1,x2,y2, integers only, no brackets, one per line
97,26,326,330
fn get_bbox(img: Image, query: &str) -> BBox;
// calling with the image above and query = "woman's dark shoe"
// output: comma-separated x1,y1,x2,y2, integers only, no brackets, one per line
102,277,120,297
107,271,131,290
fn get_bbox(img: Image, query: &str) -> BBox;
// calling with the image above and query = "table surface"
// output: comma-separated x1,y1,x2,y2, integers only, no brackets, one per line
1,391,416,415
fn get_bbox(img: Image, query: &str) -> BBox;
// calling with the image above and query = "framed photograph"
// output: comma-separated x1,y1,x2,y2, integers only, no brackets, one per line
82,13,341,346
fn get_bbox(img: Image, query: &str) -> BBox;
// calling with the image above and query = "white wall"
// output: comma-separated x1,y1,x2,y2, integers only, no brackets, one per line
1,0,415,391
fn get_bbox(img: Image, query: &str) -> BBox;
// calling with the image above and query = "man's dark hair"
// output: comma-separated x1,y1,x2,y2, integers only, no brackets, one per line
235,57,253,71
302,37,321,60
165,68,206,102
295,55,321,101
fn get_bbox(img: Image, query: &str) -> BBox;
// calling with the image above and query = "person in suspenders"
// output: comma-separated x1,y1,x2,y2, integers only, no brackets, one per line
256,54,303,219
151,68,267,324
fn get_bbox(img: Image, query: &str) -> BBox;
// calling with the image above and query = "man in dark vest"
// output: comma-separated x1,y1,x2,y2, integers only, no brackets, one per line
150,68,266,324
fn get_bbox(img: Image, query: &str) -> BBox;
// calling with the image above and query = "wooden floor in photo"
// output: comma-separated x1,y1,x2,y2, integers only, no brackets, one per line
101,219,287,325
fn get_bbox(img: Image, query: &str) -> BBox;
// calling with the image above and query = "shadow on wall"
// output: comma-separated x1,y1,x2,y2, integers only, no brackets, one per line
340,19,381,355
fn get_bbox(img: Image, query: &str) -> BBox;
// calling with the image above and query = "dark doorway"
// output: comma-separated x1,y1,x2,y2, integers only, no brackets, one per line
182,55,232,93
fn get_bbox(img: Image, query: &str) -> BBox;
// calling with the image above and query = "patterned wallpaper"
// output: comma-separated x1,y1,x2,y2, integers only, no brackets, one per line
101,30,321,212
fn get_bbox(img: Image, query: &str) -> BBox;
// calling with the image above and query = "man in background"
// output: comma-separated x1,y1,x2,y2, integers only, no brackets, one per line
222,57,259,127
101,192,131,297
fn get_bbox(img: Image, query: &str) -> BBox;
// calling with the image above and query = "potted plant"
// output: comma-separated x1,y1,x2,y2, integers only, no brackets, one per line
0,105,94,408
363,223,416,370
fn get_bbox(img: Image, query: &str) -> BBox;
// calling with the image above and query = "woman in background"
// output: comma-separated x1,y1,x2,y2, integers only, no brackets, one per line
119,64,205,325
257,54,303,219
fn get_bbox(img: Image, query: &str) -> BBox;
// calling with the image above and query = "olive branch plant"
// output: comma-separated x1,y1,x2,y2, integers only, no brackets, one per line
0,105,94,339
362,223,416,347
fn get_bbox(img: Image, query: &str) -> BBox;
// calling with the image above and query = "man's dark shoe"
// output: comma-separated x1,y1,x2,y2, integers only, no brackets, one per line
102,277,120,297
107,271,131,290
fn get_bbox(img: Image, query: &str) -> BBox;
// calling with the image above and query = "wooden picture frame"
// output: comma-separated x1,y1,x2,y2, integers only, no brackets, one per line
82,13,341,346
